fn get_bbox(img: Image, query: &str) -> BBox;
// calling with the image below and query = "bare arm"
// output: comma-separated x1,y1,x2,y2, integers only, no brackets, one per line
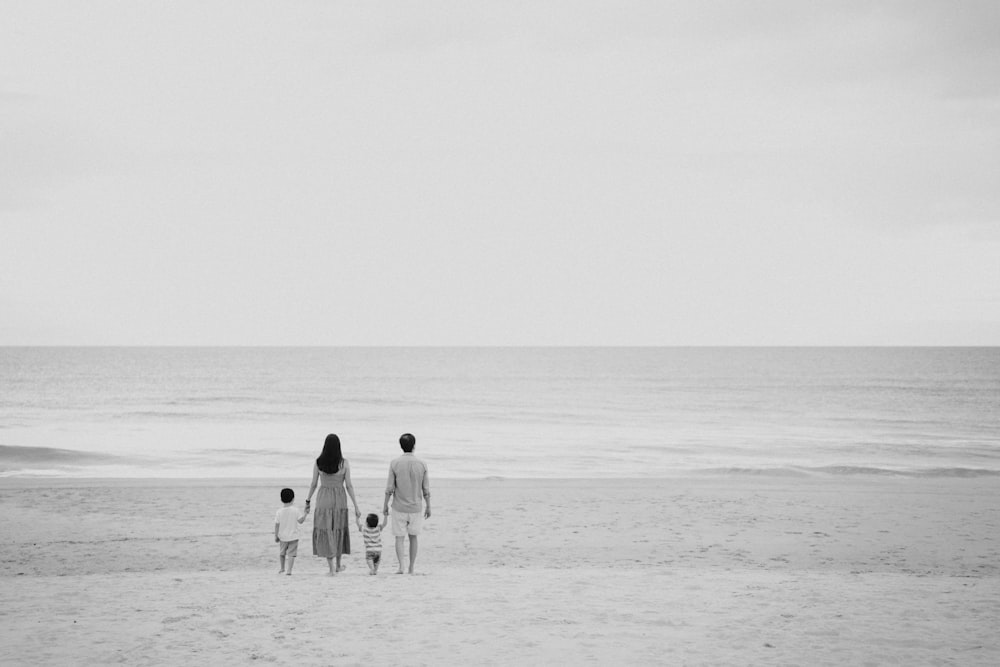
306,463,319,504
344,460,360,518
422,466,431,519
274,522,280,542
383,464,394,516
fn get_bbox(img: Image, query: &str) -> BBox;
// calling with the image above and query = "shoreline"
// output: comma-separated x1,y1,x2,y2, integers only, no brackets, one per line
3,465,999,488
0,474,727,489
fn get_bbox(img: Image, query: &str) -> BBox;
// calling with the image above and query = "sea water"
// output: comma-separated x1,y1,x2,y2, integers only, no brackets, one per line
1,347,998,478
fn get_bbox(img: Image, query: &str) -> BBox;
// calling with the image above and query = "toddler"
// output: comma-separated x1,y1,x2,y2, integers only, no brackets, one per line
358,512,386,575
274,488,309,575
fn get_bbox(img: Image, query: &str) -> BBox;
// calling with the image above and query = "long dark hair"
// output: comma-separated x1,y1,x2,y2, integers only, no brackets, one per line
316,433,344,474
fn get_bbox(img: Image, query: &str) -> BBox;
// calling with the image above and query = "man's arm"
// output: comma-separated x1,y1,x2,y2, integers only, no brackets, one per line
383,464,395,516
422,465,431,519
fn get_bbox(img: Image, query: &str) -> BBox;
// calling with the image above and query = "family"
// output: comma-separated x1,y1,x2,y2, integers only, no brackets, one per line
273,432,431,576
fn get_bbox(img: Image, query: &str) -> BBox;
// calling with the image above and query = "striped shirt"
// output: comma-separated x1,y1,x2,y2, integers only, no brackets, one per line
362,526,382,553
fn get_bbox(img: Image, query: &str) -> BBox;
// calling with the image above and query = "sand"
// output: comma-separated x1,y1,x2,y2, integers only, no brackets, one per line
1,475,998,665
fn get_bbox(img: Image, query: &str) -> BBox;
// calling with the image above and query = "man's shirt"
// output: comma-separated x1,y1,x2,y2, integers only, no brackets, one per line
386,453,430,513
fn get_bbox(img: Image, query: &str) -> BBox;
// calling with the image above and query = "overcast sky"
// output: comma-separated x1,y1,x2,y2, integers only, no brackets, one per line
2,1,998,345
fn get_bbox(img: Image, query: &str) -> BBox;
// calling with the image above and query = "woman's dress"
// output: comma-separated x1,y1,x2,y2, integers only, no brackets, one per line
313,466,351,558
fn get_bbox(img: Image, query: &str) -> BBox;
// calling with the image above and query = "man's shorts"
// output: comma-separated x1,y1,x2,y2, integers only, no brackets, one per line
279,539,299,557
391,510,424,536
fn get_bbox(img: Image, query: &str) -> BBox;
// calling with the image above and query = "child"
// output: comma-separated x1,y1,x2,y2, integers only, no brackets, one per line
274,488,309,575
358,512,386,575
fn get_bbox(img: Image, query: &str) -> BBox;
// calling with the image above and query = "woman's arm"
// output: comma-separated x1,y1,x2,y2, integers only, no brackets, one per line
344,460,360,518
306,463,319,503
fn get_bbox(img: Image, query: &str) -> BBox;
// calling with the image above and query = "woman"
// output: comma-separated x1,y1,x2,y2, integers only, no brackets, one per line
306,433,361,575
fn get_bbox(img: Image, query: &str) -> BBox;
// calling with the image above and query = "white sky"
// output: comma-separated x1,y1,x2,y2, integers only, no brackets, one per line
2,1,998,345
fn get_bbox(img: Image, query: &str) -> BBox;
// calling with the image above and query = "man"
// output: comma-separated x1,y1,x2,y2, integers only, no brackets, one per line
383,433,431,574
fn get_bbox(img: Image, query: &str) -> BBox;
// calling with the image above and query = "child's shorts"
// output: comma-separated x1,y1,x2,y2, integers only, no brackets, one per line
366,551,381,566
279,539,299,557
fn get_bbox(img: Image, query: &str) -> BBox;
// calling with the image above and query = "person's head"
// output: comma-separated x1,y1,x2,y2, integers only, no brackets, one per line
399,433,416,453
366,513,379,528
280,488,294,504
317,433,344,474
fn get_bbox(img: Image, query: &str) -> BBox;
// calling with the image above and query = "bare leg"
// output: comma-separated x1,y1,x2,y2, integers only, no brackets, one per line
408,535,418,574
326,557,336,576
285,556,295,575
336,554,345,572
279,554,285,574
395,536,406,574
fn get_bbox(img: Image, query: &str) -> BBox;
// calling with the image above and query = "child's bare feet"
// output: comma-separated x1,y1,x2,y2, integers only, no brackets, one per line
337,565,346,572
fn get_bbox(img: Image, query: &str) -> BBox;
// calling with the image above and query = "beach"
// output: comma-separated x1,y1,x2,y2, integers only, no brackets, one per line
1,475,998,665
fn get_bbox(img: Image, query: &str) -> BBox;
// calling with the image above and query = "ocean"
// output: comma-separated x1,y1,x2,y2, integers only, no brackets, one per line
1,347,998,479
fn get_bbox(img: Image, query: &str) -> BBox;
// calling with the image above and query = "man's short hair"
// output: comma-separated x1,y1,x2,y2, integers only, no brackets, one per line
399,433,416,452
280,488,294,503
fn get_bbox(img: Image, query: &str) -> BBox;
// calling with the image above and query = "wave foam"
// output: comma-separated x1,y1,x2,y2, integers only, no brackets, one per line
699,465,1000,478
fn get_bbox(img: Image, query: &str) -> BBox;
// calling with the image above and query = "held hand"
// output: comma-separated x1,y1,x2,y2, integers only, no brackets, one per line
355,508,361,518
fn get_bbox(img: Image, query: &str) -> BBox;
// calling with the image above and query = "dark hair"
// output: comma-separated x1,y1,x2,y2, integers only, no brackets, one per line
280,488,294,503
316,434,344,474
399,433,415,452
366,513,379,528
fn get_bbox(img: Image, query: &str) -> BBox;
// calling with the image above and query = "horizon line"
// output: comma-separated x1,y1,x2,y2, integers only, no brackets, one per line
1,344,998,349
